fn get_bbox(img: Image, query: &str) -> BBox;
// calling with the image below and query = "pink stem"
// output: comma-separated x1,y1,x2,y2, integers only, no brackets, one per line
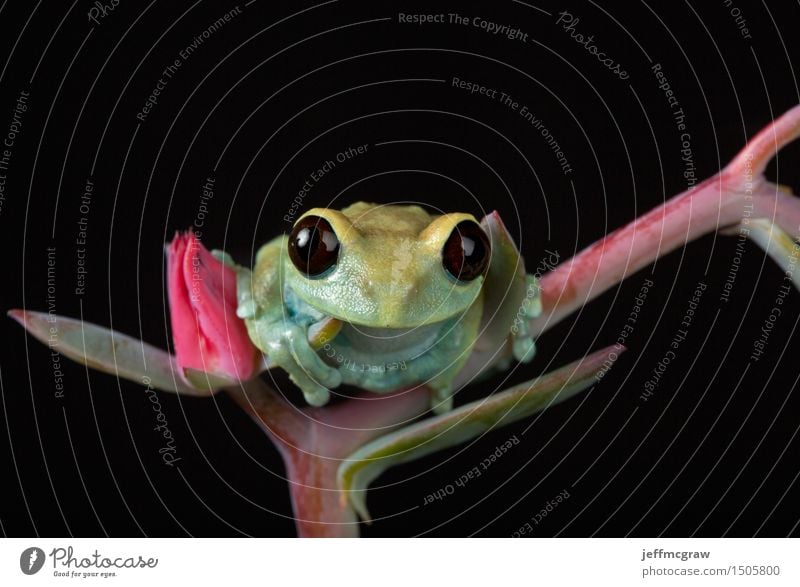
227,380,430,537
531,104,800,336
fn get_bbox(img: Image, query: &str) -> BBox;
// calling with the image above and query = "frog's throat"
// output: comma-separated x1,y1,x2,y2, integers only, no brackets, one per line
283,277,478,330
292,291,477,330
317,308,468,330
331,321,449,363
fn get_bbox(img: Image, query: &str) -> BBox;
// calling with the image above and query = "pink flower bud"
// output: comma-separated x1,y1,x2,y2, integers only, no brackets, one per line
167,231,258,382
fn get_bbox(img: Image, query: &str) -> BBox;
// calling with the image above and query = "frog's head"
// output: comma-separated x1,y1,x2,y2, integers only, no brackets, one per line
283,202,491,328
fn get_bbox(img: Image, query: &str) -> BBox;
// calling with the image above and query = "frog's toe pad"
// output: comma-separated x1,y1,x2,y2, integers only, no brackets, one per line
301,384,331,407
236,299,257,319
430,390,454,415
513,336,537,363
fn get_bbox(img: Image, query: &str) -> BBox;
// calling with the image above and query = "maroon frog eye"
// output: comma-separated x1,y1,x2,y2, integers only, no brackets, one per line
442,221,491,282
288,215,340,277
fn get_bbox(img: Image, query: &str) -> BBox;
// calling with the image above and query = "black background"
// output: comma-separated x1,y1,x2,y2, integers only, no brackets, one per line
1,0,799,537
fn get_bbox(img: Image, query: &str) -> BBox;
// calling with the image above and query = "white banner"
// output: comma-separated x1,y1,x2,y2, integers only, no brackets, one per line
0,538,797,586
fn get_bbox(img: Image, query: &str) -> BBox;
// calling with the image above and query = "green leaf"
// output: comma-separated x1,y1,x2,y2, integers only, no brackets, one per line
746,219,800,289
8,309,207,396
337,345,622,521
183,367,238,391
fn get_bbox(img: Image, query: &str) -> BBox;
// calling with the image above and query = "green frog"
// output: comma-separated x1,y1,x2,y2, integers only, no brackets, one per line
235,202,541,413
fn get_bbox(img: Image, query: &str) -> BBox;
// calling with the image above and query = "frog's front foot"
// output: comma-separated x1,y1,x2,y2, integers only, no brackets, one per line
511,274,542,363
253,321,342,407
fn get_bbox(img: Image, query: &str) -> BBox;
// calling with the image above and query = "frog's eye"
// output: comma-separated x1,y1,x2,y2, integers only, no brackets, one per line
288,215,340,277
442,220,490,282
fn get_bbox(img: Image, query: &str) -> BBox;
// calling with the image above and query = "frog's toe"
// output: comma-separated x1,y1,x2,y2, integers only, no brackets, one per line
236,299,258,320
289,335,342,389
510,304,537,363
280,354,333,407
512,336,537,363
255,324,338,407
300,384,331,407
430,387,454,415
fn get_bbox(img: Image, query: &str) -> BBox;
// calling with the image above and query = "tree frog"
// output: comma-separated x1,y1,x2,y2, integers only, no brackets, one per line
236,202,541,413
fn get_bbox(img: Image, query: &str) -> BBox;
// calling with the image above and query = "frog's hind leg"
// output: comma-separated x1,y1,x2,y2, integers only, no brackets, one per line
428,294,485,415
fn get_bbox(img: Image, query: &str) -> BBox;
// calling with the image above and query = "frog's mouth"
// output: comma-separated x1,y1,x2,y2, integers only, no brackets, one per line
307,314,449,352
307,315,345,348
286,269,482,331
308,314,451,368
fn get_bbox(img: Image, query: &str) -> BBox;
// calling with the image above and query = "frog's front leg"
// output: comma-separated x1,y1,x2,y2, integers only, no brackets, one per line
237,237,341,407
249,318,341,406
428,296,485,415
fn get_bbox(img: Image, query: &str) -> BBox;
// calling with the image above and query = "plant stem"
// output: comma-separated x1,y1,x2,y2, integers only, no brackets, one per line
227,379,430,536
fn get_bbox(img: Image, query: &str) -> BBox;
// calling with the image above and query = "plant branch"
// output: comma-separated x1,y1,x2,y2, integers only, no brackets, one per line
530,104,800,336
